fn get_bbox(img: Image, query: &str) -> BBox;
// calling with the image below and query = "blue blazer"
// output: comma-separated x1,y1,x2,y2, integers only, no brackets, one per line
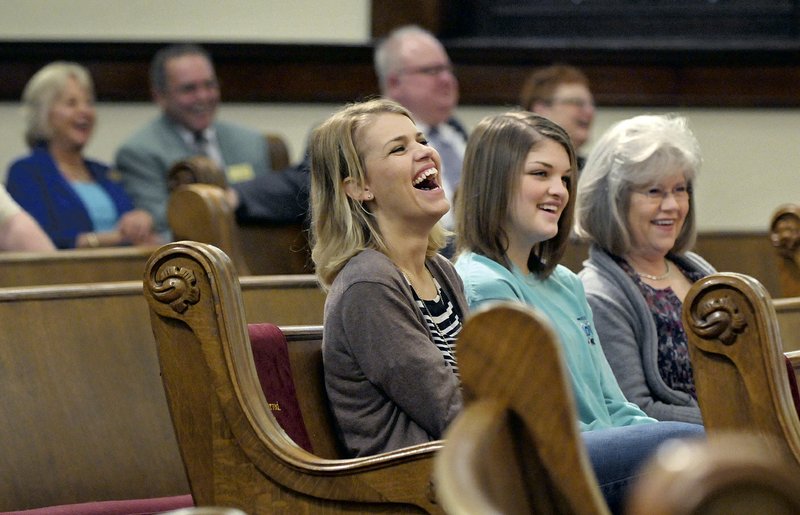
6,146,134,249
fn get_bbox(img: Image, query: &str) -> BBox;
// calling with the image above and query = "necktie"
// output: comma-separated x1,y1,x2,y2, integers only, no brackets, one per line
192,131,225,169
428,126,462,190
192,131,209,157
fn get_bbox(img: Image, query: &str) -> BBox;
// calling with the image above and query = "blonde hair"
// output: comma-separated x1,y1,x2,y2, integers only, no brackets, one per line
22,61,94,148
310,98,448,287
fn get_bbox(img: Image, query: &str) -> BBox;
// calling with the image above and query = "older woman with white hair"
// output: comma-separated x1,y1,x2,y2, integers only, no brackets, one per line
576,114,715,425
6,61,158,249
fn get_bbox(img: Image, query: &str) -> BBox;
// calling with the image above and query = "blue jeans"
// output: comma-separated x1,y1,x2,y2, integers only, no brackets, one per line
582,421,705,514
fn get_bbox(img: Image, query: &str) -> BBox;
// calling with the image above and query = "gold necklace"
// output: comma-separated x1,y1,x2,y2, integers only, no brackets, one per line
636,260,671,281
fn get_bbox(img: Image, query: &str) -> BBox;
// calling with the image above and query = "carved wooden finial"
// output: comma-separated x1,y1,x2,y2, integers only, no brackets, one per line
690,295,747,345
771,206,800,259
149,265,200,314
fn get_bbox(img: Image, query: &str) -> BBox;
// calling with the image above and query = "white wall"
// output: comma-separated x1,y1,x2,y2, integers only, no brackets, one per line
1,0,797,232
0,1,371,43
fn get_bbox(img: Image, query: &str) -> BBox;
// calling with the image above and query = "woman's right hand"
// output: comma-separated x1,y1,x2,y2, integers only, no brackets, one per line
117,209,155,245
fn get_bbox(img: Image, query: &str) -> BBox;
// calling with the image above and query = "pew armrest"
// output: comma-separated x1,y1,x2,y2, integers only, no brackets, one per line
683,272,800,462
143,241,442,513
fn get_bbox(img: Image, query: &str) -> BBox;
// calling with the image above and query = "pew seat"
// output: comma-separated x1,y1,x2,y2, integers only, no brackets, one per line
144,241,443,513
166,147,311,276
0,274,324,512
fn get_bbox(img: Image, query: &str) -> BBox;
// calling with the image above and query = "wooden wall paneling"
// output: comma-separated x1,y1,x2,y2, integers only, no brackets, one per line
3,40,800,107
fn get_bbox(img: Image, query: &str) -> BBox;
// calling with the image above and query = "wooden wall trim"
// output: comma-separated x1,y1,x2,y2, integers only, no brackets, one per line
3,40,800,107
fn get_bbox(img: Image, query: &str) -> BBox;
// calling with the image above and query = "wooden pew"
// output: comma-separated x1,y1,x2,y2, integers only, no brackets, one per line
435,299,800,515
144,241,443,513
626,433,800,515
168,184,252,274
0,246,157,287
683,272,800,466
433,302,609,515
166,133,310,276
167,181,310,276
0,274,324,511
770,203,800,297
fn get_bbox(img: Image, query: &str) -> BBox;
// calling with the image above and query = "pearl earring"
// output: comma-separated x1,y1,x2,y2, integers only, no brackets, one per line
365,192,373,200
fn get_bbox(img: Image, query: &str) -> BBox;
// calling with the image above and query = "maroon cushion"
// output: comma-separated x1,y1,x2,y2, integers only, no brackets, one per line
1,494,193,515
248,323,314,453
785,355,800,418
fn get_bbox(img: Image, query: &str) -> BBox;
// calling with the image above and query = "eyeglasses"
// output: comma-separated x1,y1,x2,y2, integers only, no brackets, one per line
634,185,691,203
547,97,595,109
399,64,454,77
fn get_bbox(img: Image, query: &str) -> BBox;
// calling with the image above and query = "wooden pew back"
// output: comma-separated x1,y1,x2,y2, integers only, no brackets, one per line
0,275,324,511
282,326,343,459
144,241,442,513
0,246,157,287
770,203,800,297
434,302,608,515
0,282,185,511
683,272,800,464
168,183,310,276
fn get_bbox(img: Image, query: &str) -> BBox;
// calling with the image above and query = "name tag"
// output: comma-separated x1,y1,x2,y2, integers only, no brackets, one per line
226,163,256,183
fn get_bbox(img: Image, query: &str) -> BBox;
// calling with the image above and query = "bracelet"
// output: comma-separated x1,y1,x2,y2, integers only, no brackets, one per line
86,232,100,248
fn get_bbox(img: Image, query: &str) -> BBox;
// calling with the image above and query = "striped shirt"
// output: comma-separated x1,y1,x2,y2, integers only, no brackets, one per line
407,276,462,378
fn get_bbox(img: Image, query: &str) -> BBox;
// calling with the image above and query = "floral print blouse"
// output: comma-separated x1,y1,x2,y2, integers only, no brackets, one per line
614,255,705,399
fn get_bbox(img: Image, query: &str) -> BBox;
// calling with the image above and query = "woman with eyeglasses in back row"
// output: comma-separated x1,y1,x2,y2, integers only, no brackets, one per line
576,114,716,425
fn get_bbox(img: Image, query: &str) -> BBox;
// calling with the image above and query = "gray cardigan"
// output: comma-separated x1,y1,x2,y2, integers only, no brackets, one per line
578,244,716,424
322,249,466,457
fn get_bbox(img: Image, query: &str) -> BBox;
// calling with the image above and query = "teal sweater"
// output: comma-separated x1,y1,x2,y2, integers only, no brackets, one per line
455,251,656,431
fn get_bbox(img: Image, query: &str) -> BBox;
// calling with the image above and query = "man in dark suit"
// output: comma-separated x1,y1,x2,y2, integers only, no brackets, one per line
205,27,466,234
374,25,465,231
